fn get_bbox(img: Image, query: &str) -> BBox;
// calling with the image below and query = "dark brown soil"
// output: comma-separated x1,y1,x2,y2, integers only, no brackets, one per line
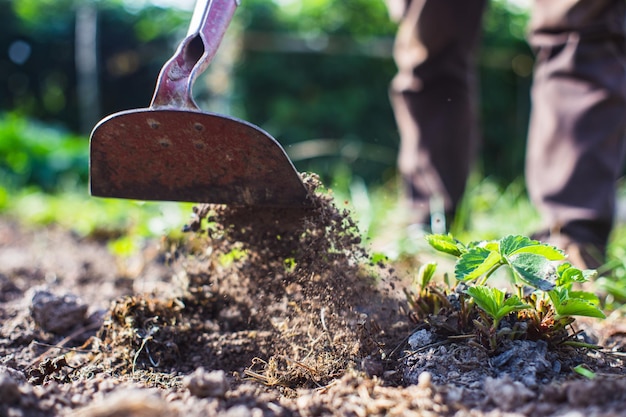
1,174,625,417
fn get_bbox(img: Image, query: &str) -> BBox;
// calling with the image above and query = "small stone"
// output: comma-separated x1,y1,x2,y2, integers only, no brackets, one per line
484,376,535,411
407,329,434,350
0,372,21,405
183,368,229,398
417,371,432,389
361,356,384,377
558,412,585,417
224,405,253,417
446,386,464,403
30,289,88,334
72,389,171,417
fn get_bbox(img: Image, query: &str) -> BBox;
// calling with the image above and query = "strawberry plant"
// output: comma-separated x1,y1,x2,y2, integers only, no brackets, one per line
465,286,530,349
408,234,605,351
403,262,450,321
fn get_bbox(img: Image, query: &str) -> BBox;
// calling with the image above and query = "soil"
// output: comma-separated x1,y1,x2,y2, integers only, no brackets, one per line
1,173,625,417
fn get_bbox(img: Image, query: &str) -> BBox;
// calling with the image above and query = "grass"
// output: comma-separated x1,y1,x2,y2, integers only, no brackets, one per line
6,189,191,235
0,186,193,257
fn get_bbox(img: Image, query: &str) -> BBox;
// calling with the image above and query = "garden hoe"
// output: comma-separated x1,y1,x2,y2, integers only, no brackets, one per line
89,0,311,207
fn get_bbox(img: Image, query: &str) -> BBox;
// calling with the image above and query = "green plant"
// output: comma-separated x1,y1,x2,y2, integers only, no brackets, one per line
415,234,605,350
465,286,530,349
0,113,88,191
404,262,451,321
572,364,597,379
596,219,626,308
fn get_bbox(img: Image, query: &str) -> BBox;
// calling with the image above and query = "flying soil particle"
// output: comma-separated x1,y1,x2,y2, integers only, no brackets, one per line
94,173,405,388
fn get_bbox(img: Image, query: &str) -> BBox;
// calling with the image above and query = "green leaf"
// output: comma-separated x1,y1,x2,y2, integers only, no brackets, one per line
573,364,596,379
555,299,605,319
284,257,297,272
107,236,138,258
548,289,606,319
219,247,247,266
568,290,600,305
455,247,502,282
465,286,529,321
426,234,464,257
370,252,388,264
582,269,598,281
482,241,500,252
507,252,556,291
500,235,565,260
556,263,584,287
499,235,533,255
499,296,532,318
465,286,503,319
548,287,567,304
557,263,598,286
417,262,437,288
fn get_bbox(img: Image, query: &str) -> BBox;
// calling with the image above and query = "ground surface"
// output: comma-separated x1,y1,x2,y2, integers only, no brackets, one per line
1,178,626,417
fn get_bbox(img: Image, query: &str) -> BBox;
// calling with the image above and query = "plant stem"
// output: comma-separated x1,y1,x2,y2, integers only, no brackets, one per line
516,285,524,300
478,261,504,286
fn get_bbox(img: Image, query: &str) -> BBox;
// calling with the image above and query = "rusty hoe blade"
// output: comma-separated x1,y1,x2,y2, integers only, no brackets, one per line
89,0,311,207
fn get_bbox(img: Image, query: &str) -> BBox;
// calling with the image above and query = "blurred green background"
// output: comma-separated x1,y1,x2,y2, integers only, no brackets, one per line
1,0,532,190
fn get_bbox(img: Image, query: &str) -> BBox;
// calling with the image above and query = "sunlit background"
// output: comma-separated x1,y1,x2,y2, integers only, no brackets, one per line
1,0,533,186
3,0,626,303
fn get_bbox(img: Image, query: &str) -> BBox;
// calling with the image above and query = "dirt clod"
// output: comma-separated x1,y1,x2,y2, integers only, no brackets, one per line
72,389,174,417
30,289,88,334
0,371,22,405
484,376,536,411
184,368,230,398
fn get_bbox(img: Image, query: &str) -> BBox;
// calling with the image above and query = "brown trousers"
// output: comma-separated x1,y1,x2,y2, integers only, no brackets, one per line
389,0,626,248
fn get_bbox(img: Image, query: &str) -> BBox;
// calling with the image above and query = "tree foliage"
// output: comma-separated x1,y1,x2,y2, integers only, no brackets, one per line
1,0,532,187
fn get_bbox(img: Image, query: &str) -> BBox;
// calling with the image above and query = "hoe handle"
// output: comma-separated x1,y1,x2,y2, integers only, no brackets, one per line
150,0,239,109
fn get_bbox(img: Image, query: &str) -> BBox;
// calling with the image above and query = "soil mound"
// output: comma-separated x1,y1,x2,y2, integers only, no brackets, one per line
95,173,405,389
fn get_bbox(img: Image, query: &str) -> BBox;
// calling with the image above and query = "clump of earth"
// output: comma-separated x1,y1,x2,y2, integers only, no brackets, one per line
1,173,625,417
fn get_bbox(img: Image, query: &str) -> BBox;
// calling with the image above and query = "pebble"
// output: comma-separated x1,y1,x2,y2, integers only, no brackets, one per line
0,372,21,405
408,329,434,350
484,376,535,411
183,368,230,398
30,289,88,334
417,371,432,389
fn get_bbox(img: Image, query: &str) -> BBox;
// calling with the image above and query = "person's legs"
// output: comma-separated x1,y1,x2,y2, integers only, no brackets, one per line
389,0,487,231
526,0,626,267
